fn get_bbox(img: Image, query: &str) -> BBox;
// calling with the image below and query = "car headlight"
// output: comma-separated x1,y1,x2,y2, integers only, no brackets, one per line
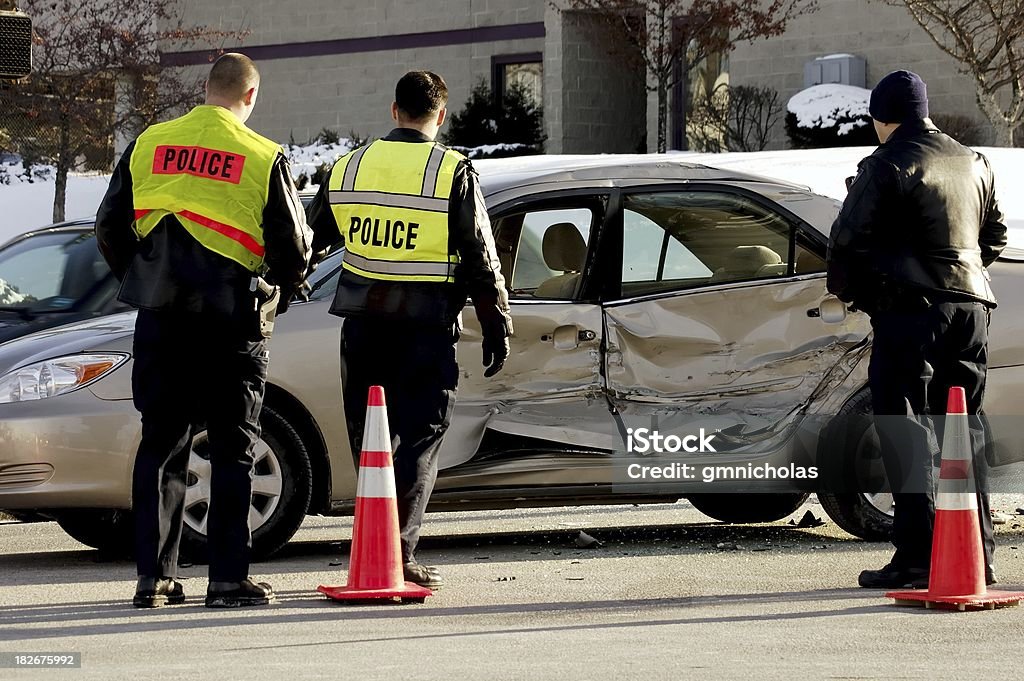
0,353,129,404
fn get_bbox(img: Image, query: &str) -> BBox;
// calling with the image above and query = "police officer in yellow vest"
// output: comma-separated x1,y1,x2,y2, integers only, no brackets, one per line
307,71,512,588
96,54,311,608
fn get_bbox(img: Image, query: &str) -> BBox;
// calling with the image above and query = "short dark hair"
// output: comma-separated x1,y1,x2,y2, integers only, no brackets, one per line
207,53,260,101
395,71,448,121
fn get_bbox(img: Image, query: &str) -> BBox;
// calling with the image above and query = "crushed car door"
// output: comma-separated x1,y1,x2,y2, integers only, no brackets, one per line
602,187,872,443
438,197,612,474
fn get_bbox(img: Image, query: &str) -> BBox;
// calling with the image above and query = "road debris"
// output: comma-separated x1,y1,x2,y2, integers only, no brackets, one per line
574,531,603,548
790,510,826,528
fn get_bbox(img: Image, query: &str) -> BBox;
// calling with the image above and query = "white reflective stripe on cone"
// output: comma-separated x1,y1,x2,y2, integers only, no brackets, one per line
935,490,979,511
356,466,398,499
942,412,971,461
361,405,391,453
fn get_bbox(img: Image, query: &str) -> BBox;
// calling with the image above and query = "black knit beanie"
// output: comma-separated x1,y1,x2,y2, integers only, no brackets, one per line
869,70,929,123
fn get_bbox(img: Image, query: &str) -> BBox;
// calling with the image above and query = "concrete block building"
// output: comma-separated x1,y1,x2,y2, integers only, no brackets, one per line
162,0,993,154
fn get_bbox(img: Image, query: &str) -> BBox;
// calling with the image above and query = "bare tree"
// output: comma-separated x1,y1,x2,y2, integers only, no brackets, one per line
690,83,782,151
559,0,816,152
5,1,248,222
885,0,1024,146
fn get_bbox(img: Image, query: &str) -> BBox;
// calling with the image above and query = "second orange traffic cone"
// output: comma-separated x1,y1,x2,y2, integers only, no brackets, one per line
887,387,1023,611
318,386,433,604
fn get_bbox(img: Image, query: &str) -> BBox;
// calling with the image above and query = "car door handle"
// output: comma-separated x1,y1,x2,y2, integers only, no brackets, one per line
808,297,848,323
541,326,597,349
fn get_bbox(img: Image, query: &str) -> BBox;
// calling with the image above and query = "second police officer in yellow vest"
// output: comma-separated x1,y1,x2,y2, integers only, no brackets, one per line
96,54,312,609
307,71,513,588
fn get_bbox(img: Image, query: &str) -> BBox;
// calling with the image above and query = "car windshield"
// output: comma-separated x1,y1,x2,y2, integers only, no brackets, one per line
0,230,108,311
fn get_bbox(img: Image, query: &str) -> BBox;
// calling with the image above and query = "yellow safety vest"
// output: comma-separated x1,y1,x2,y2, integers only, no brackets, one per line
129,105,281,272
328,139,463,283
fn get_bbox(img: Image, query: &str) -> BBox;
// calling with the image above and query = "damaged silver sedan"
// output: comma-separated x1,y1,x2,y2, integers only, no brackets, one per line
3,155,1024,557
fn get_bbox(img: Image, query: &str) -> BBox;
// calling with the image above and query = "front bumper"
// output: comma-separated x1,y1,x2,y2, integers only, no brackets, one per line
0,388,139,510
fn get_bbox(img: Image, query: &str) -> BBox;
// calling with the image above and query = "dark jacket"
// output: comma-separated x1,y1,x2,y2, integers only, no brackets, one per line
96,139,311,321
827,119,1007,311
306,128,513,339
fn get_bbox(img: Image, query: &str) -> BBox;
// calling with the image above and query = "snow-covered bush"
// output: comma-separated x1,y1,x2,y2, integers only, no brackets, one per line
785,84,877,148
0,158,55,186
285,132,360,191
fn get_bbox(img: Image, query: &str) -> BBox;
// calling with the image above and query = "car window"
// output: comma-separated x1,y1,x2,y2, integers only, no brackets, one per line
620,191,795,298
308,250,344,301
492,207,595,300
0,230,109,309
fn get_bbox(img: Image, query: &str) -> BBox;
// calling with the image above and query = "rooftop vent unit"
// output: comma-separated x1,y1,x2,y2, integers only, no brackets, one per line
804,54,865,89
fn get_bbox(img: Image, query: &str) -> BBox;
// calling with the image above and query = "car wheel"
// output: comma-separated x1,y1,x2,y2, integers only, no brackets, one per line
688,492,810,523
817,388,895,542
179,404,312,562
55,509,134,556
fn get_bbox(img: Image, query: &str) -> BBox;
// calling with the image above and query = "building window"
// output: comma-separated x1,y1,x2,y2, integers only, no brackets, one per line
492,53,543,108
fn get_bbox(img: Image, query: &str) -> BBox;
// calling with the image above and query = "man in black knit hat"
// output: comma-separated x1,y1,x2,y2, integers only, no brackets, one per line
827,70,1007,589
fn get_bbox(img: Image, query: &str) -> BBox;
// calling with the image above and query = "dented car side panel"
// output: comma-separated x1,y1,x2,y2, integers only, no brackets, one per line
438,301,607,471
603,275,873,420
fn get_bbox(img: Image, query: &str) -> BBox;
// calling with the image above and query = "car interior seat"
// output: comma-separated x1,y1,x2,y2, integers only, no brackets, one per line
534,223,587,299
58,241,106,301
709,245,784,283
795,249,826,274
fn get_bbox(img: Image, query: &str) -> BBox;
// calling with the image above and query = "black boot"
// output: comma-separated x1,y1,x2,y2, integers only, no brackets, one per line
403,562,443,589
133,577,186,608
858,564,929,589
205,579,275,608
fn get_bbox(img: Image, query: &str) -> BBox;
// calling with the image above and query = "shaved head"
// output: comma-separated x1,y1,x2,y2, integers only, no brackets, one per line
207,53,260,102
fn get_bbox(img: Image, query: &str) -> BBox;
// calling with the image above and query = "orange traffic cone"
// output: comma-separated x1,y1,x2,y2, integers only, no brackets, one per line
887,386,1023,611
318,386,433,604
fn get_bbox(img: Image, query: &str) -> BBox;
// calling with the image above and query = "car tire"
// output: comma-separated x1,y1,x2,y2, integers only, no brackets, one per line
688,492,810,523
816,388,895,542
55,509,134,556
179,403,313,562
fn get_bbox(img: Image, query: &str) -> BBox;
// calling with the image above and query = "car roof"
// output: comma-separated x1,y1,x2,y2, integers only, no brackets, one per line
473,154,813,196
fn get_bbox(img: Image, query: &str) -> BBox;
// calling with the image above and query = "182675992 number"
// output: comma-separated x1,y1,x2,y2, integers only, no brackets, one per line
0,653,81,668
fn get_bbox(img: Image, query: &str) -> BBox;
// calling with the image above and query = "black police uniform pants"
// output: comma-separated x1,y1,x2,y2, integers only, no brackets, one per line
132,308,268,582
869,301,994,572
340,318,459,563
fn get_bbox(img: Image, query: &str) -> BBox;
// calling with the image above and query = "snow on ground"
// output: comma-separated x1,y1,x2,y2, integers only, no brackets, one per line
2,143,1023,246
787,83,871,135
0,166,112,244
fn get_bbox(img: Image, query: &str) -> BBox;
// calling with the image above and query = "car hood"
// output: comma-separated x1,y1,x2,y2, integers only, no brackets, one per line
0,310,107,346
0,310,137,374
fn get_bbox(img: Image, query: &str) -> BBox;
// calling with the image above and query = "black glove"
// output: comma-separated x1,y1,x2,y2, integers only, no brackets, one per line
482,334,509,378
276,286,294,315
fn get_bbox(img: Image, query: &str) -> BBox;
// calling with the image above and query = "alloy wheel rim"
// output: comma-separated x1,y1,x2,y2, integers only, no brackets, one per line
183,432,283,536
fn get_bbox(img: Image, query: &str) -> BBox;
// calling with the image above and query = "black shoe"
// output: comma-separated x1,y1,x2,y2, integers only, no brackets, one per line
858,564,929,589
205,579,275,608
403,562,443,589
133,577,185,608
986,567,997,586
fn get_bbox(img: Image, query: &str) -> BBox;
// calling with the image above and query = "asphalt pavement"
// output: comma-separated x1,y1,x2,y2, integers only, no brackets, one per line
2,499,1024,680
